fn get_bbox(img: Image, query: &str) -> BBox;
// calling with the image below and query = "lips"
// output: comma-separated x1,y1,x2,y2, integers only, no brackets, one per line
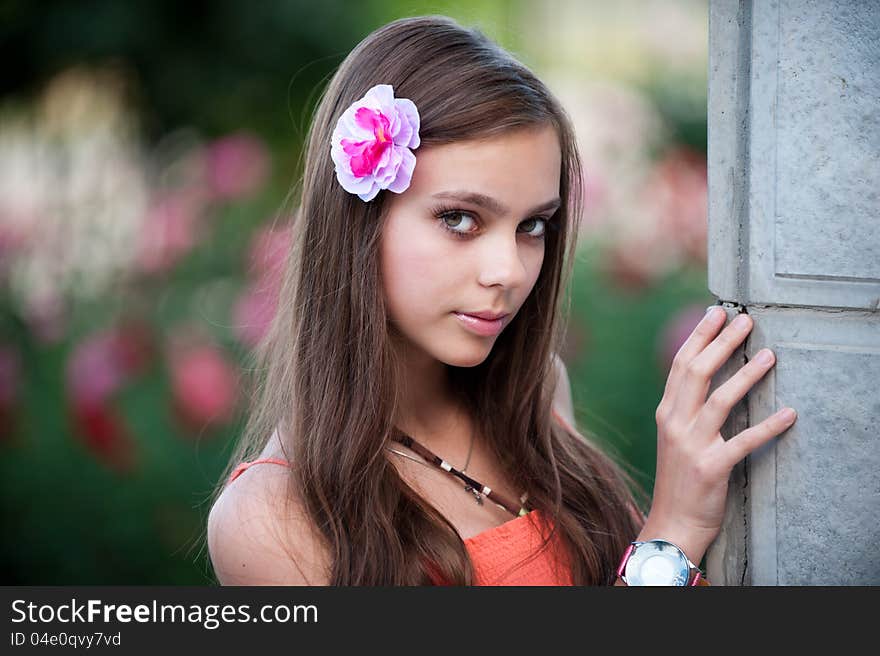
453,311,509,337
460,310,509,321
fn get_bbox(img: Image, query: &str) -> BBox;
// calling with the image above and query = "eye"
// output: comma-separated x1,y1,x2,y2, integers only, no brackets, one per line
438,211,478,238
433,206,551,241
519,217,547,238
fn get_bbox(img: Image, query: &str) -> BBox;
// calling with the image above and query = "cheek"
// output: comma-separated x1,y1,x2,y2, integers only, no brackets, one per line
520,243,545,295
380,221,450,320
535,248,546,281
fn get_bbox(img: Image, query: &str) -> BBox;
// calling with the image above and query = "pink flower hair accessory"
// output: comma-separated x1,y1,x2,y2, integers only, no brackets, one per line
330,84,421,202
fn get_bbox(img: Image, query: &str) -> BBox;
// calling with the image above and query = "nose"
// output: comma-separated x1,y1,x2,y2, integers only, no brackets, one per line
476,231,530,289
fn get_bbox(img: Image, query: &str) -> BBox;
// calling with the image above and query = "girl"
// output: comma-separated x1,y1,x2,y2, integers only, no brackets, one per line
206,15,797,586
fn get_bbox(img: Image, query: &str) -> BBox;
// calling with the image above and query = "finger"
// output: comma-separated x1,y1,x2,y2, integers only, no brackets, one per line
692,347,776,438
671,312,753,420
662,306,727,404
719,406,797,470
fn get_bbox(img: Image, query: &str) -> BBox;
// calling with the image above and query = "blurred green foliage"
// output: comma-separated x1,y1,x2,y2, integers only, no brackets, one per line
566,244,713,502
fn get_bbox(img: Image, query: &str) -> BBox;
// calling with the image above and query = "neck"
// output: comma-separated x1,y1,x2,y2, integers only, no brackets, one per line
395,392,473,458
391,334,473,459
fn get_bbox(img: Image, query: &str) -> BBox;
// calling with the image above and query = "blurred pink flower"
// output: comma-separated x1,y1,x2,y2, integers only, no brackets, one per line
169,341,239,432
136,190,205,275
600,232,669,293
64,323,153,472
656,303,711,375
580,166,610,232
111,321,155,376
23,291,67,344
232,280,279,350
645,147,708,265
232,223,291,349
0,212,35,264
65,323,154,409
246,223,291,280
67,331,126,408
204,132,270,201
599,147,707,291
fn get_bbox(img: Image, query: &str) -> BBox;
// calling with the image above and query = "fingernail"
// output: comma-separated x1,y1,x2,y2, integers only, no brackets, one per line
779,408,796,422
733,314,751,330
755,349,773,364
705,306,720,319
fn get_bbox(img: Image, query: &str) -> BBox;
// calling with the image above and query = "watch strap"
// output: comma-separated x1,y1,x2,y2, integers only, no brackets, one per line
616,574,712,586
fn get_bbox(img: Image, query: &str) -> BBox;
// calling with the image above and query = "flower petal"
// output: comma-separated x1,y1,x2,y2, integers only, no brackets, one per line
393,98,420,149
362,84,396,114
335,162,375,194
358,181,382,202
335,106,374,142
342,136,391,178
385,147,416,194
373,143,401,186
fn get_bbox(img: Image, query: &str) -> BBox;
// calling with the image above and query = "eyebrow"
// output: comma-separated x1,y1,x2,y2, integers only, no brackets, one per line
431,190,562,217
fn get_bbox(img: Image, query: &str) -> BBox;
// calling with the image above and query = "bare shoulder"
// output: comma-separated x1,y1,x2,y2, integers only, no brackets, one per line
207,433,331,586
551,352,576,427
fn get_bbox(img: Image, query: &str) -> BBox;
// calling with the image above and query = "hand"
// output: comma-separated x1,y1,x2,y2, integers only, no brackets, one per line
642,307,798,565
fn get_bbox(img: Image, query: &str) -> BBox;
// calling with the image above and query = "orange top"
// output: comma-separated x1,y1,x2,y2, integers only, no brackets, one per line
435,508,574,585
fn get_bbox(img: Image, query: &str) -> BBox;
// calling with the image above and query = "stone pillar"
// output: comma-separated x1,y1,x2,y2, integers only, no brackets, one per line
705,0,880,585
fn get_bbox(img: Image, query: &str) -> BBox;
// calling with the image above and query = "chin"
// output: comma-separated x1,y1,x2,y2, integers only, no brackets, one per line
436,339,494,368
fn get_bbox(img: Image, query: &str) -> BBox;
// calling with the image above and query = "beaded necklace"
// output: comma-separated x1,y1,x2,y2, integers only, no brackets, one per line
387,431,530,517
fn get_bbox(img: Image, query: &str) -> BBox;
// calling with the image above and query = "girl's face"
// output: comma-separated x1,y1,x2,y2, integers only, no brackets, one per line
381,124,562,368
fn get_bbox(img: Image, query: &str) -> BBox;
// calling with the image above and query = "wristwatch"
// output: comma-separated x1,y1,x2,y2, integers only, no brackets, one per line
616,539,705,586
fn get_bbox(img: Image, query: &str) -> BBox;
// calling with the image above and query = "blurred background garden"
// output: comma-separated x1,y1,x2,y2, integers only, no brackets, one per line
0,0,713,584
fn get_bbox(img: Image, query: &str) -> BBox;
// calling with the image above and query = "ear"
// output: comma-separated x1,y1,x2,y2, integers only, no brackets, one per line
551,352,576,428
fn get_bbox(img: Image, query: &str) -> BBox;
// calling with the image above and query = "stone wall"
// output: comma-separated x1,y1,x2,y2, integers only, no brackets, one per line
706,0,879,585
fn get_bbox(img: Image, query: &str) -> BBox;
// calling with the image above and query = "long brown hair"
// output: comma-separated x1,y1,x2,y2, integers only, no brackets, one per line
209,14,647,585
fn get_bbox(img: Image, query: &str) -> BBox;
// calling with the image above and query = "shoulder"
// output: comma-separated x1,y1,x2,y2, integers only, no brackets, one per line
207,432,331,585
551,353,576,428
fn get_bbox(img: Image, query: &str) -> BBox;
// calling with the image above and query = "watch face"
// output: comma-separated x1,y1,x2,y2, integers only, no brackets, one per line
624,540,691,586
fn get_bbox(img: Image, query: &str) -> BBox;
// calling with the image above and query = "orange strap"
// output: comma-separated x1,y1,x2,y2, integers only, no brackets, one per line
226,457,292,485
